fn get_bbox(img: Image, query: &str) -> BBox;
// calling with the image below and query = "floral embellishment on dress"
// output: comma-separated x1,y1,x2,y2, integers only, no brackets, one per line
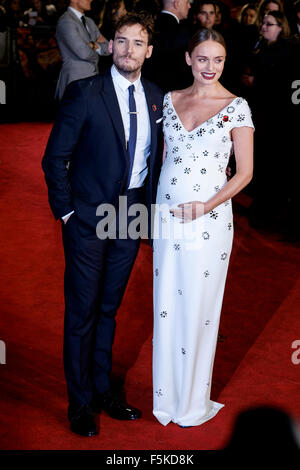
224,200,230,206
221,252,227,260
186,143,192,149
188,134,195,140
173,122,182,131
205,320,211,326
178,134,186,142
236,98,243,105
178,289,183,295
202,231,210,240
167,108,173,115
237,114,245,122
218,165,224,172
210,210,218,219
155,268,159,276
184,168,191,174
165,194,171,200
171,115,177,120
222,136,228,143
204,270,210,277
227,106,235,113
217,121,224,128
172,146,179,153
203,150,209,157
160,311,167,318
181,348,186,355
161,216,167,224
223,115,229,122
228,222,232,230
174,243,180,251
214,185,220,192
155,389,163,397
196,128,206,137
171,177,178,185
168,135,174,142
174,156,182,164
193,184,201,192
209,128,215,134
200,168,207,174
214,152,220,159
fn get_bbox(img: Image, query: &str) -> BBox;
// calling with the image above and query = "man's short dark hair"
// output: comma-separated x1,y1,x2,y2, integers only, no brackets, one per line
114,11,155,44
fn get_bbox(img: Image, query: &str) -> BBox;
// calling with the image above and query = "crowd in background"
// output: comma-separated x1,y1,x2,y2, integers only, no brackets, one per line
0,0,300,240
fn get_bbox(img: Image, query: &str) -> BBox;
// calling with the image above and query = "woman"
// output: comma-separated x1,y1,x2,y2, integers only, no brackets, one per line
249,11,300,237
240,3,257,25
153,29,254,427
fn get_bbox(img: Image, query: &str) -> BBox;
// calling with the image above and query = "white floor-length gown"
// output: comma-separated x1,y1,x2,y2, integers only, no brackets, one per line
153,92,254,427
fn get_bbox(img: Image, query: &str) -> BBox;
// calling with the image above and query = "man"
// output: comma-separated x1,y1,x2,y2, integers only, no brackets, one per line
55,0,110,101
144,0,192,91
195,1,216,29
42,12,164,437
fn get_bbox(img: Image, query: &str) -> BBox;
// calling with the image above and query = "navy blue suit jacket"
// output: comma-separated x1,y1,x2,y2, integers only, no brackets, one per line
42,69,164,239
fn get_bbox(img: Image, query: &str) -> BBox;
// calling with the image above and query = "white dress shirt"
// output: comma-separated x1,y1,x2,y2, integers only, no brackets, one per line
68,6,108,56
111,64,151,190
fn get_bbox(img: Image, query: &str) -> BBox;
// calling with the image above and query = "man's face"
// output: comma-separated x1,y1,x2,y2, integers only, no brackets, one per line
197,4,216,29
176,0,191,21
70,0,92,13
109,24,153,77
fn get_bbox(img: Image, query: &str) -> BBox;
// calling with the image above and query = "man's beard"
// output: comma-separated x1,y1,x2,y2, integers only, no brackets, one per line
113,55,141,77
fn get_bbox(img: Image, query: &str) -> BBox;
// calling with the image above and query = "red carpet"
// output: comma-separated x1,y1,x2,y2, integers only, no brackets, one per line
0,122,299,450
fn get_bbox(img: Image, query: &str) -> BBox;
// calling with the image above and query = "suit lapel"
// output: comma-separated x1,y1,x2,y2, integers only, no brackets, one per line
99,70,127,158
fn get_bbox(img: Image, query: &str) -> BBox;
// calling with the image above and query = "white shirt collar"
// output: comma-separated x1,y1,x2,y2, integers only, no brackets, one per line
161,10,180,23
68,6,84,21
111,64,142,93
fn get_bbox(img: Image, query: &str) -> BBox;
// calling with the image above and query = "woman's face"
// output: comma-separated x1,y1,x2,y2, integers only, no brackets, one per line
113,1,127,21
242,8,257,25
186,40,226,85
261,14,282,42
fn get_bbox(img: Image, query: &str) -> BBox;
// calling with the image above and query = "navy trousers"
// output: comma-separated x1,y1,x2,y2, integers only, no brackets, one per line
62,187,145,411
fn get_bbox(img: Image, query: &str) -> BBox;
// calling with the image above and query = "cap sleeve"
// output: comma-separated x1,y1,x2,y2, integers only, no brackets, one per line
231,98,255,130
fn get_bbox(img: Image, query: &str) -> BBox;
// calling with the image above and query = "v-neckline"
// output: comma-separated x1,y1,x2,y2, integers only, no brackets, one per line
169,92,239,133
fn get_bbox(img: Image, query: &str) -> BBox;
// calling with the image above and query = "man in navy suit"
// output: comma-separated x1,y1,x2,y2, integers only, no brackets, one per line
42,12,164,437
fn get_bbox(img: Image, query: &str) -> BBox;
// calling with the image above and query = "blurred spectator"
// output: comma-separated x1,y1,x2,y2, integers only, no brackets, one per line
6,0,24,27
55,0,110,101
99,0,126,40
240,3,257,26
224,407,300,452
191,0,216,32
143,0,192,92
249,10,300,239
256,0,283,28
23,0,58,27
290,0,300,38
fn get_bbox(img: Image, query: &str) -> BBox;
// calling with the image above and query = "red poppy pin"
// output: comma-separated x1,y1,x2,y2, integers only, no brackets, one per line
152,104,157,112
223,115,229,122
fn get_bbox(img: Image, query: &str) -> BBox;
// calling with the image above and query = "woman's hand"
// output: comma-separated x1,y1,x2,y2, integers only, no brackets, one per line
170,201,206,223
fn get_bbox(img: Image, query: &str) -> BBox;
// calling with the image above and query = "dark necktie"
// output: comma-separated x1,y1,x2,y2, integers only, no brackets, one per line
127,84,137,188
81,15,90,37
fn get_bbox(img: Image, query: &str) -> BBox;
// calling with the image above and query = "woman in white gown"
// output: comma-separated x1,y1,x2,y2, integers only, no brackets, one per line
153,29,254,427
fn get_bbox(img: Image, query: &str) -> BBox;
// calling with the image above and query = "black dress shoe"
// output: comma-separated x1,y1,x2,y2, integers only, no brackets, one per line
91,391,142,420
69,405,98,437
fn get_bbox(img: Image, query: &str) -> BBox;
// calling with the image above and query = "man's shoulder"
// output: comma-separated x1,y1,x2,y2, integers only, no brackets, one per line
66,74,104,96
155,11,178,31
57,9,76,27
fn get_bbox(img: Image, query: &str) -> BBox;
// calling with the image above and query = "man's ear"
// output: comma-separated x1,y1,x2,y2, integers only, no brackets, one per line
146,44,153,59
108,39,113,54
